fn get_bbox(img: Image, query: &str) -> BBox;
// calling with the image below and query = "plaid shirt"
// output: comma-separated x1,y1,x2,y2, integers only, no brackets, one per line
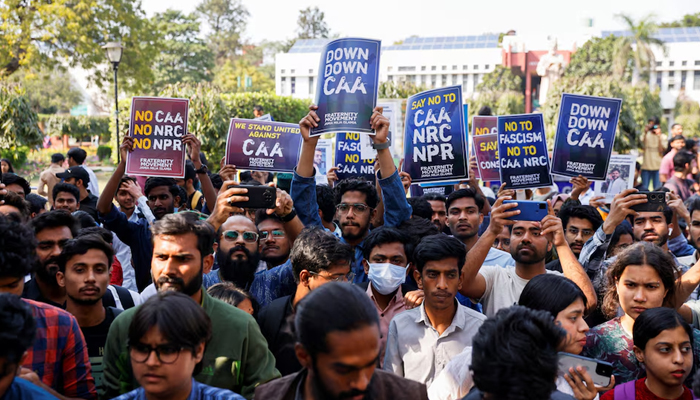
113,378,245,400
22,299,97,399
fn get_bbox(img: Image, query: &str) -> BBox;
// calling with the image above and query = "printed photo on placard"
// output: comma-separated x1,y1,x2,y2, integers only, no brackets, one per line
594,154,636,202
315,139,334,185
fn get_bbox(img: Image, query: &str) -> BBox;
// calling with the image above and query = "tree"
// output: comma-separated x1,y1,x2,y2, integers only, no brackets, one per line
564,36,632,80
0,85,42,149
151,10,214,93
378,81,428,99
297,6,330,40
614,14,666,85
8,67,83,114
674,96,700,138
476,65,523,93
212,59,274,93
196,0,249,64
0,0,157,93
466,66,525,124
659,13,700,28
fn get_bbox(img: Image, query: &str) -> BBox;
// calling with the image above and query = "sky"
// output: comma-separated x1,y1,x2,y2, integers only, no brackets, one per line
142,0,698,48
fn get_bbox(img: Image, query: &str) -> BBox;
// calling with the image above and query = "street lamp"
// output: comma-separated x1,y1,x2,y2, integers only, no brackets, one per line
102,42,123,162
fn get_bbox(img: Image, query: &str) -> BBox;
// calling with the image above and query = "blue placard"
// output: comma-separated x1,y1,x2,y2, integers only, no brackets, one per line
409,184,455,198
550,94,622,179
334,132,375,182
224,119,302,173
311,38,381,136
402,86,468,184
497,114,552,189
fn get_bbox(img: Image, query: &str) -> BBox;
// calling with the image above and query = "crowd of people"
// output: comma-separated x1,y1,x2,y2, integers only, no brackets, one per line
3,107,700,400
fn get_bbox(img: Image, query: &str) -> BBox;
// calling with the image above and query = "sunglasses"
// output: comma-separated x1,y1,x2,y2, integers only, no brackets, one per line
260,230,285,240
222,230,259,243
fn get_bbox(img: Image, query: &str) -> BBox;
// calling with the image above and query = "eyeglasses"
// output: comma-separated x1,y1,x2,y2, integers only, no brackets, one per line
336,203,370,214
308,271,355,282
260,230,286,241
223,230,259,243
567,227,594,237
129,342,186,364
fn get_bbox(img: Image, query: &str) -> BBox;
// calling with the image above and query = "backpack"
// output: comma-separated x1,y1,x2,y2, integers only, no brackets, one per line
614,380,699,399
190,191,203,210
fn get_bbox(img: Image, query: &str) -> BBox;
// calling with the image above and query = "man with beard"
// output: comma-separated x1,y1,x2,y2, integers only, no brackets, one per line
383,234,485,386
458,197,597,318
256,211,292,269
545,206,602,273
103,212,280,399
292,105,412,284
23,210,80,307
258,226,353,376
56,234,120,393
255,282,428,400
203,215,262,290
421,193,448,232
446,188,515,267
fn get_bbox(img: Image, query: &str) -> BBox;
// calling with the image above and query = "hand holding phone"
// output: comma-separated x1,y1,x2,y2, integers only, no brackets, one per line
628,191,666,213
503,200,548,221
227,185,276,209
558,352,613,387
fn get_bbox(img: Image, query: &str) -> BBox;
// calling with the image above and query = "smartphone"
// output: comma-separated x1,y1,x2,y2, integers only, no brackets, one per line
227,185,276,209
503,200,548,221
558,352,613,387
629,191,666,212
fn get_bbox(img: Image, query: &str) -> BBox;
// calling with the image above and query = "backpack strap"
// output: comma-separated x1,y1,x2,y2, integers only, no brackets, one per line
190,191,203,210
613,380,636,400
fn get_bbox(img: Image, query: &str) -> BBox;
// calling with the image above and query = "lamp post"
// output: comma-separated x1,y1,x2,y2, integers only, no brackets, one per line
102,42,124,162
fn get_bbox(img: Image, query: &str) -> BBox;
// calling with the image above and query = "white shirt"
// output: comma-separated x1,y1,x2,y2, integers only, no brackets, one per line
383,300,486,387
479,265,562,318
126,196,156,224
111,233,137,292
81,164,100,196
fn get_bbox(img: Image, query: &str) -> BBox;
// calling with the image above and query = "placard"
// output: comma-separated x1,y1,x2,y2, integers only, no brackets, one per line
311,38,381,136
360,103,396,160
224,119,302,173
409,184,455,198
315,139,334,185
594,154,636,202
551,94,622,179
472,116,498,136
497,113,552,189
402,86,468,184
126,97,189,178
473,134,500,182
335,132,375,182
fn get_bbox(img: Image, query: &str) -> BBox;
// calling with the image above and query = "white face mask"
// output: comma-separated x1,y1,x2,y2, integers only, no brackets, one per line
368,263,407,295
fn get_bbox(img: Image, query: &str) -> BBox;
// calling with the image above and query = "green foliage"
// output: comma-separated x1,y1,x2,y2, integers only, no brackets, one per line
151,10,214,93
196,0,249,64
564,36,630,80
44,115,110,142
378,81,429,99
213,59,274,93
674,97,700,138
8,67,83,113
614,14,666,84
659,13,700,28
97,145,112,161
0,85,42,149
0,0,158,94
543,76,661,152
476,66,523,93
0,146,29,169
296,7,330,39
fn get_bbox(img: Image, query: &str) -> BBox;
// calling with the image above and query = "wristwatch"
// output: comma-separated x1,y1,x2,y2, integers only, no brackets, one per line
278,208,297,222
195,164,208,174
372,139,391,150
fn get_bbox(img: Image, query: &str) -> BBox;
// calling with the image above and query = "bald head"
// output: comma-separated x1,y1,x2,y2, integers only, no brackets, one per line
217,215,259,262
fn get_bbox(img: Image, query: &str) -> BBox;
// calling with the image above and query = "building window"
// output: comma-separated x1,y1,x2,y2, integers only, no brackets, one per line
655,61,662,67
474,74,481,86
695,71,700,90
463,65,468,70
441,75,447,86
656,72,662,89
668,82,675,90
682,61,687,66
463,74,469,87
398,66,416,72
442,65,447,71
669,61,675,67
473,64,478,70
388,66,393,72
452,65,458,70
291,77,296,94
281,69,286,74
681,71,687,89
431,66,437,71
485,64,490,70
281,77,286,94
695,61,700,66
431,75,437,87
388,75,394,82
309,77,314,95
291,69,295,74
421,66,426,71
452,75,458,85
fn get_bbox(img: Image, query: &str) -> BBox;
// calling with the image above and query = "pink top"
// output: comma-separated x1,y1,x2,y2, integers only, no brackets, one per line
366,282,407,367
659,148,677,179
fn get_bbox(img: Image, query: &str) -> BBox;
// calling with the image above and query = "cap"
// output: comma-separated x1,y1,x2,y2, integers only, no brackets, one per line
57,166,90,185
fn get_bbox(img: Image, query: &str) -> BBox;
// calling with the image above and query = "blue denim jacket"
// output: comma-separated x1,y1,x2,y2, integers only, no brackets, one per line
290,168,412,283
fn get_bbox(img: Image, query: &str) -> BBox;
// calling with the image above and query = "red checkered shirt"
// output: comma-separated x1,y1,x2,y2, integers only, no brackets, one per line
22,299,97,399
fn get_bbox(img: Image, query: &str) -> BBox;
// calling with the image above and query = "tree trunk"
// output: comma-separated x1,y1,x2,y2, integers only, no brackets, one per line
1,57,21,78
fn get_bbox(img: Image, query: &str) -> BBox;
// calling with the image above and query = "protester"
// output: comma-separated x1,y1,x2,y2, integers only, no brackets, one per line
466,306,574,400
255,282,429,400
383,234,486,386
546,206,603,272
421,193,448,232
112,291,245,400
253,105,264,118
0,191,30,221
641,117,666,190
292,105,412,284
408,197,433,220
103,212,279,399
664,150,696,201
458,197,597,317
257,226,353,376
56,234,120,393
608,223,634,258
600,308,695,400
206,282,258,315
26,193,48,218
66,148,99,196
0,214,97,399
114,176,155,223
0,293,58,399
57,166,99,220
492,225,511,254
583,242,700,385
53,182,80,213
38,153,65,204
0,158,14,174
660,133,687,183
256,210,292,269
176,161,204,212
1,172,31,198
315,184,340,234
